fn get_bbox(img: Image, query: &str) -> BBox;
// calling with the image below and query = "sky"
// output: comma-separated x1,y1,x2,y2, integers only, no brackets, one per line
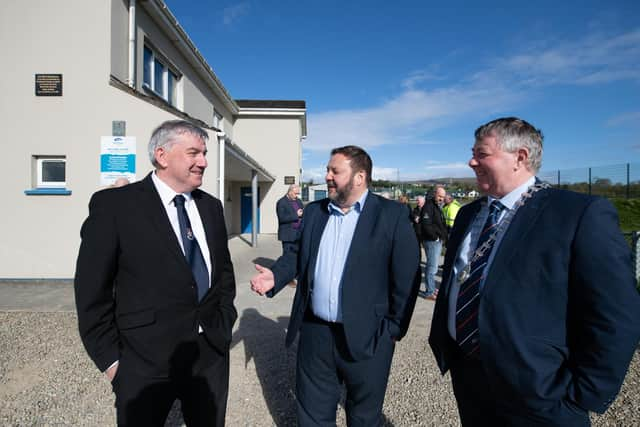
164,0,639,183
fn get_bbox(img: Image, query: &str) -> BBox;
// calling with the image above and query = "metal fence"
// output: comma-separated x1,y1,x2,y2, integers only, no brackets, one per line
539,163,640,199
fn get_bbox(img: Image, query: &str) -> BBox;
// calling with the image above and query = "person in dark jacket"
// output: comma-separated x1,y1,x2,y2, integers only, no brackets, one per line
276,184,304,254
419,186,448,300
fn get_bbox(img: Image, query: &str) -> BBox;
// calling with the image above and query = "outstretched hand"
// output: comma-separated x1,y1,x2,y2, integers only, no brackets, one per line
250,264,275,296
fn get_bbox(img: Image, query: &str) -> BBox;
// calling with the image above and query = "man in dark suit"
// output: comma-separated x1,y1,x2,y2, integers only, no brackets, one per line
251,145,421,426
75,120,237,426
276,184,304,254
429,117,640,426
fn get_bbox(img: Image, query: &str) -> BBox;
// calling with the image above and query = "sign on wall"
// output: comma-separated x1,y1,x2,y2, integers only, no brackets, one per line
35,74,62,96
100,136,136,185
284,176,295,185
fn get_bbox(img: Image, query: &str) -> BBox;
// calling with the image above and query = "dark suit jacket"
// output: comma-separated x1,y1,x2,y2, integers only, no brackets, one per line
276,195,303,242
269,192,421,360
429,187,640,415
74,173,237,377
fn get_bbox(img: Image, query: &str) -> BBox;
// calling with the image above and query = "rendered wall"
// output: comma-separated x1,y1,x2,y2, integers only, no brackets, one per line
233,117,303,234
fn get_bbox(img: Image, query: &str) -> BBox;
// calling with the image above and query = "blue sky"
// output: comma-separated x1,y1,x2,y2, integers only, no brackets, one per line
164,0,639,182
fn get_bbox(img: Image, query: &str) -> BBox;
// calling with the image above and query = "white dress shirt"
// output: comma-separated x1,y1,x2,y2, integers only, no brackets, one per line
152,172,212,288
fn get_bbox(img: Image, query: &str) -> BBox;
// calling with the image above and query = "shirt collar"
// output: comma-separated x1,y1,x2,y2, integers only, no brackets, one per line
327,189,369,215
151,171,193,207
488,176,536,210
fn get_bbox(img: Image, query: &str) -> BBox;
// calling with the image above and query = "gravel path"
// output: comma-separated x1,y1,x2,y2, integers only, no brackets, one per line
1,302,638,426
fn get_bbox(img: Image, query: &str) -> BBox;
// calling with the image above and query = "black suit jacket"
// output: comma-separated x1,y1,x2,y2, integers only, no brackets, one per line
74,173,237,376
269,192,421,360
276,195,303,242
429,187,640,415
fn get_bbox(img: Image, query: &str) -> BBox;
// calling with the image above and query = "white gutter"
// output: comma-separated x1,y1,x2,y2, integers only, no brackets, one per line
217,132,226,206
128,0,136,88
143,0,238,114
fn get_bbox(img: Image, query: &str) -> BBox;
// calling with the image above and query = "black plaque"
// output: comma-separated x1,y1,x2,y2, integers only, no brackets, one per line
35,74,63,96
284,176,295,185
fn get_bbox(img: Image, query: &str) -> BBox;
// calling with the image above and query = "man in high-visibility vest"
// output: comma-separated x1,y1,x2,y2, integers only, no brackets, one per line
442,193,461,235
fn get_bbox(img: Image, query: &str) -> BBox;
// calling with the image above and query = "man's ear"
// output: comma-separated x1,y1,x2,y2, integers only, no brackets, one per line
515,147,529,171
355,170,366,186
155,147,168,169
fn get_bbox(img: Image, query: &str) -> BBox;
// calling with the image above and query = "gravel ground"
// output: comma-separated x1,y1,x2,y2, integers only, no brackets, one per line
1,304,638,426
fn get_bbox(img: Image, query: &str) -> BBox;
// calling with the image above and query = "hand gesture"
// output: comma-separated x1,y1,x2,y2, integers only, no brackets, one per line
250,264,275,296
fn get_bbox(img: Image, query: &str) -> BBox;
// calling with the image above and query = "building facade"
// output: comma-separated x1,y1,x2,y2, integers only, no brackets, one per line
0,0,306,278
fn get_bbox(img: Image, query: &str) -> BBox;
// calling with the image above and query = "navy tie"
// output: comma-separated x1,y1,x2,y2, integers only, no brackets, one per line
174,195,209,302
455,200,505,357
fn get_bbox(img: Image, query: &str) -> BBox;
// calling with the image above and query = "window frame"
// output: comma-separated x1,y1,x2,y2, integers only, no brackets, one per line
36,156,66,188
142,44,180,107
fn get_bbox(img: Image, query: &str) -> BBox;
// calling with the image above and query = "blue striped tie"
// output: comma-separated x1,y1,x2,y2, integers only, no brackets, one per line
174,195,209,302
455,200,505,356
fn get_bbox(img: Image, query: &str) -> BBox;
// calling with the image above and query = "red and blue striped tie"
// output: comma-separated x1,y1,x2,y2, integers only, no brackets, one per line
455,200,505,357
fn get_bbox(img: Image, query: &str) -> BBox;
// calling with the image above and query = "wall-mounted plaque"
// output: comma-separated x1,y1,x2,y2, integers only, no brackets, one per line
35,74,62,96
112,121,126,137
284,176,295,185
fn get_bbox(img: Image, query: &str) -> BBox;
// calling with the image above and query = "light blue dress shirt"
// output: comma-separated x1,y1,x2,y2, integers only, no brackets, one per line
312,190,369,322
447,176,536,340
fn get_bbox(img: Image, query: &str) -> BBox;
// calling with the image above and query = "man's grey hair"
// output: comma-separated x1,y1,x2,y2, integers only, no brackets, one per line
475,117,543,173
148,120,209,167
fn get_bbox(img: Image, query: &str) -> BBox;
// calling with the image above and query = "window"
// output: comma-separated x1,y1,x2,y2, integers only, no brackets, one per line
25,155,70,195
142,45,180,106
37,157,66,187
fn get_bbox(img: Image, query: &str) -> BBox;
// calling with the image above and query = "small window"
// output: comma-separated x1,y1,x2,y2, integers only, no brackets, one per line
37,156,66,187
142,44,180,107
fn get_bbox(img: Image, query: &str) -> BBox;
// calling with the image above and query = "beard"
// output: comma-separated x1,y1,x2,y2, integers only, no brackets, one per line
327,175,355,207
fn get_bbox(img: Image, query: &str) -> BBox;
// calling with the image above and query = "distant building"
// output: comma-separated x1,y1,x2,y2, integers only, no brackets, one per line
1,1,306,278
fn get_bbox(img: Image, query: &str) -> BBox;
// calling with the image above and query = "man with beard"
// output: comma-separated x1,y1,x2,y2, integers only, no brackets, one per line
429,117,640,426
251,145,421,426
419,186,448,300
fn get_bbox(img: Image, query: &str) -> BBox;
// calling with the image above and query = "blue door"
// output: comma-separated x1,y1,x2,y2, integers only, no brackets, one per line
240,186,260,234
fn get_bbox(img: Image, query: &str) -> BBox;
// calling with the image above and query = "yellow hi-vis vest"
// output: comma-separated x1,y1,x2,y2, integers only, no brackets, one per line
443,200,461,227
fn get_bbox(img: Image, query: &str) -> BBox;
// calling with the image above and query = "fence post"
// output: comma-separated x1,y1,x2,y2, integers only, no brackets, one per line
588,167,592,196
557,170,560,187
627,163,630,200
633,231,639,286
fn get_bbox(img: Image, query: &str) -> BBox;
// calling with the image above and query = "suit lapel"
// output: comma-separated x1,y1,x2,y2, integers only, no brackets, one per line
340,192,380,282
138,174,191,273
486,188,551,282
193,190,216,281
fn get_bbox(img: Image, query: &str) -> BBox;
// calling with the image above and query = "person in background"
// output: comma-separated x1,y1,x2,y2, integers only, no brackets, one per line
276,184,304,254
429,117,640,426
442,193,461,235
419,186,448,300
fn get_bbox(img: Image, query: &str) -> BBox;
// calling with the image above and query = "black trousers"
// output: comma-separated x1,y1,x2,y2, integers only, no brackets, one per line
112,334,229,427
450,353,590,427
296,312,395,427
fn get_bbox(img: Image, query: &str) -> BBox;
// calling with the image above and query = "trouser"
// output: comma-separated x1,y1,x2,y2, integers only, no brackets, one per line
423,239,442,295
296,311,395,426
112,334,229,427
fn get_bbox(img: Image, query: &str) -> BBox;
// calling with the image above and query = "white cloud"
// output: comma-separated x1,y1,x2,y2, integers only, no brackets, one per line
305,28,640,155
606,111,640,127
223,3,250,26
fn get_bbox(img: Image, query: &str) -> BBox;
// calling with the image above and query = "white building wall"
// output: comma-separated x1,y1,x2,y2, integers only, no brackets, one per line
233,117,303,234
0,0,221,278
